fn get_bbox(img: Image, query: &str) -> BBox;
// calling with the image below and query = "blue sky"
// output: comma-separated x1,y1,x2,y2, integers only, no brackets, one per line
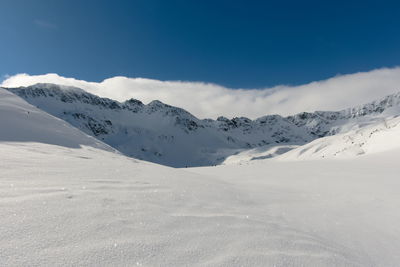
1,0,400,88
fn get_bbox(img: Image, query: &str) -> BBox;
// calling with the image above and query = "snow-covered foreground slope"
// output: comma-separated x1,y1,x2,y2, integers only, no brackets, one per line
1,143,244,266
191,151,400,266
3,142,400,266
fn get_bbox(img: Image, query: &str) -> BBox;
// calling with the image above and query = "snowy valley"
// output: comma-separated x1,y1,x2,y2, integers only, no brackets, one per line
1,85,400,266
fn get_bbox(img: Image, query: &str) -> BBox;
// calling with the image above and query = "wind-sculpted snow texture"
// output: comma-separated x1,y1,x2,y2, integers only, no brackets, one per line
4,83,400,167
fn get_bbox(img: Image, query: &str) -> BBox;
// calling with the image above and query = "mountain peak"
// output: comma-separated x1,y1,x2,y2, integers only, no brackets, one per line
125,98,144,106
27,83,85,93
147,99,168,107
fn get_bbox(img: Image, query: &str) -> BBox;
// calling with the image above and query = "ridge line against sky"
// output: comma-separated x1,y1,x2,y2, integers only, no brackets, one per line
2,67,400,119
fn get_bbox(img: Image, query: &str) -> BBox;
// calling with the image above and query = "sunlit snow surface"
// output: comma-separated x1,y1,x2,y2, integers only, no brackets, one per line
1,88,400,266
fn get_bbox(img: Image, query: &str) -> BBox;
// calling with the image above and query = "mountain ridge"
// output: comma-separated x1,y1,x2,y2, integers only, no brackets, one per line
4,83,400,167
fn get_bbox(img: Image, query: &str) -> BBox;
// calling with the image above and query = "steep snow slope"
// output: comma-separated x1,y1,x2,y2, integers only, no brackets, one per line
285,91,400,137
223,113,400,164
277,114,400,160
0,88,112,151
220,93,400,164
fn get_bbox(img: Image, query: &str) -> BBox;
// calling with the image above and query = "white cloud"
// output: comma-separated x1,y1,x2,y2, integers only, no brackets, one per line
2,67,400,119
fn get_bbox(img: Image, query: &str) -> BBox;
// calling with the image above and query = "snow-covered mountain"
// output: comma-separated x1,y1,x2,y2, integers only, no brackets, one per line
3,83,400,167
223,94,400,164
277,114,400,161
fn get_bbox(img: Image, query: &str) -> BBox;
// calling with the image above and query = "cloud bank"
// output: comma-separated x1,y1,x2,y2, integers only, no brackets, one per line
2,68,400,119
